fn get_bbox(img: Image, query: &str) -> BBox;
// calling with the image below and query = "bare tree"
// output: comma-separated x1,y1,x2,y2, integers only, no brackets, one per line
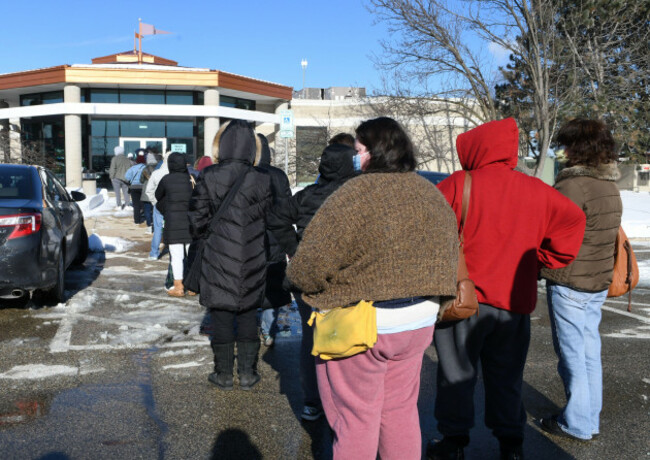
365,86,475,172
368,0,565,177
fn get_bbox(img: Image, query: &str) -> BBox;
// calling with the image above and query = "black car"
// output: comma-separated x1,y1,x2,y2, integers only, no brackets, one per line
0,164,88,303
417,170,450,185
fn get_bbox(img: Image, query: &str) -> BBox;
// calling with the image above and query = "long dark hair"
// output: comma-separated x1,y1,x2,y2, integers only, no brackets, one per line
556,118,617,168
355,117,416,173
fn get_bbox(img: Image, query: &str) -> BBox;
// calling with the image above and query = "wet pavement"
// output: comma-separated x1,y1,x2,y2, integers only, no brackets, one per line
0,207,648,459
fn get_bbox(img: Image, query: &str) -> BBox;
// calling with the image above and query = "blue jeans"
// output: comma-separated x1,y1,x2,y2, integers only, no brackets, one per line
259,308,277,336
546,283,608,440
150,207,164,258
143,202,153,227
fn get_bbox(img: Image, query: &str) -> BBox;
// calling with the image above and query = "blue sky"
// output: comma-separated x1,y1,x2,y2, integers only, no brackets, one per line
1,0,391,93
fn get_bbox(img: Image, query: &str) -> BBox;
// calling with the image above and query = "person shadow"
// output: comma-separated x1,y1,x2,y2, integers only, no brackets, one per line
210,428,262,460
261,303,333,460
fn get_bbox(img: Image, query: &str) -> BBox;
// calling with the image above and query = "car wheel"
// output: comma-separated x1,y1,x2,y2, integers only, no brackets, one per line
45,250,65,304
73,225,89,266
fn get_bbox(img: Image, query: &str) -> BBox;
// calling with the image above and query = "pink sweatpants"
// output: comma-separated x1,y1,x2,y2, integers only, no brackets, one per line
316,326,434,460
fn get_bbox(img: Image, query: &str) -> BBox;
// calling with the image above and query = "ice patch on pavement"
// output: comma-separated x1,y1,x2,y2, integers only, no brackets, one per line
88,234,135,253
162,361,205,370
0,364,78,379
159,349,194,358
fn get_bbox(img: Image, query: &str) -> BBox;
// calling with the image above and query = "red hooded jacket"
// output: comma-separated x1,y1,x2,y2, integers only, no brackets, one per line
438,118,586,314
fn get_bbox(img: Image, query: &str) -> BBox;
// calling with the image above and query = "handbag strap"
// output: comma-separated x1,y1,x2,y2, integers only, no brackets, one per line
207,168,248,234
459,171,472,244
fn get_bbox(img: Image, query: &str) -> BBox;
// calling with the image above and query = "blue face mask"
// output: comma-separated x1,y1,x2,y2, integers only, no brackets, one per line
353,154,362,171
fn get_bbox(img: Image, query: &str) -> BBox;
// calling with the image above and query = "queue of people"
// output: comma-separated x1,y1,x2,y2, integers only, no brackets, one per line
112,114,621,460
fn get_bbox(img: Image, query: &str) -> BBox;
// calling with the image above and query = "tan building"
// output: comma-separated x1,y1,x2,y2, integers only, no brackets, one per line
286,89,476,185
0,51,292,187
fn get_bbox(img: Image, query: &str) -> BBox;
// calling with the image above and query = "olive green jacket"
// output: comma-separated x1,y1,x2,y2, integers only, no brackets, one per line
540,163,622,292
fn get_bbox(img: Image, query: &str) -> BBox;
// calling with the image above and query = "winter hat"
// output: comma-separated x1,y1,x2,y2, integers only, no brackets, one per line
127,153,134,159
114,146,125,155
196,156,213,171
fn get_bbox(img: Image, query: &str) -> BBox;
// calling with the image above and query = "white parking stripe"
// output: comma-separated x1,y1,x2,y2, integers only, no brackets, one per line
601,305,650,323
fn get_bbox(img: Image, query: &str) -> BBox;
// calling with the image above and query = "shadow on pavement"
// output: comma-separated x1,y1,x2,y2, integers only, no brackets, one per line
210,428,262,460
262,340,333,460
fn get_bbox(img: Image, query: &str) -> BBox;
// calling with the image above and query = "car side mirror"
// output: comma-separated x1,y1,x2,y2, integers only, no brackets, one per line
70,191,86,202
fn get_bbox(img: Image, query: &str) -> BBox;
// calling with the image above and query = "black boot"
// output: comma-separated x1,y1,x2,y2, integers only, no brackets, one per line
208,342,234,390
237,340,261,390
426,435,469,460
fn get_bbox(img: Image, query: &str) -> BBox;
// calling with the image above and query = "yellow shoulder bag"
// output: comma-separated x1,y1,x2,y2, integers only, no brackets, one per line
307,300,377,360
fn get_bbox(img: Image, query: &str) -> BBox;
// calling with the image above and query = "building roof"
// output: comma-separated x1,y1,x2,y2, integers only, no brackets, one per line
0,52,292,100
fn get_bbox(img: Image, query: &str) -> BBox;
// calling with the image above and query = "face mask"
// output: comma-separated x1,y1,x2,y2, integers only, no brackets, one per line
353,154,362,171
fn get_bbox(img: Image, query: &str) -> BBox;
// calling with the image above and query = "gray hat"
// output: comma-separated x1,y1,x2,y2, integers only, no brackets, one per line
114,146,125,155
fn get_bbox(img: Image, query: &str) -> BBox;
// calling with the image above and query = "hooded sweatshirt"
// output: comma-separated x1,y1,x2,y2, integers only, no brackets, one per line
437,118,586,314
267,143,356,257
188,120,272,312
145,151,171,205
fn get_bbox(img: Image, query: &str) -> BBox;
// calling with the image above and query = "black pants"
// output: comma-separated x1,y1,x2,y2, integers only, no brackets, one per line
433,303,530,440
129,188,143,224
210,308,258,344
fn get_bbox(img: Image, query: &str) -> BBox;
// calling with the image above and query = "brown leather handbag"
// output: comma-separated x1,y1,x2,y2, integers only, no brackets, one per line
440,171,479,322
607,226,639,311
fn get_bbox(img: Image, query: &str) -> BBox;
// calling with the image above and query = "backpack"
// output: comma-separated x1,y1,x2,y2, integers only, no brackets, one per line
607,226,639,311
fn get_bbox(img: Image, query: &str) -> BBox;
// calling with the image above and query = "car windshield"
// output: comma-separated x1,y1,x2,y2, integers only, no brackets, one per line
0,168,33,199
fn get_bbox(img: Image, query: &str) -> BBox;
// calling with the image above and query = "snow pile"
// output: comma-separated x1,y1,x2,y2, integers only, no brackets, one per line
88,234,135,253
76,188,134,218
620,191,650,239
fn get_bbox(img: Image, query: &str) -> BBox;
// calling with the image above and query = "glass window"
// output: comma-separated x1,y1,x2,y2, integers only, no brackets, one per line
296,126,327,185
20,91,63,106
120,120,165,137
166,121,193,137
166,91,193,105
90,89,119,103
220,95,255,111
120,89,165,104
0,169,33,199
91,120,120,137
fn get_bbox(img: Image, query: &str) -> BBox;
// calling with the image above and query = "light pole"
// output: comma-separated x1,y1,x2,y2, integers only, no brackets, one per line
301,59,308,98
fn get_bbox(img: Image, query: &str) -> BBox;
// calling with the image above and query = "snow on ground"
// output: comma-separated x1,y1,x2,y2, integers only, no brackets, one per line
620,191,650,239
88,234,135,253
638,259,650,288
0,364,78,380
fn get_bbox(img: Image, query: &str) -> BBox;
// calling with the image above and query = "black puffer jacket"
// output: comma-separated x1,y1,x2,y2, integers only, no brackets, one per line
256,134,292,263
267,143,356,257
189,121,272,312
256,134,292,308
155,153,193,245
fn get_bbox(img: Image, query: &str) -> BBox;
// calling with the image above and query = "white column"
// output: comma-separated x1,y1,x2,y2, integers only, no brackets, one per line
204,88,220,158
0,101,9,162
9,118,21,162
64,85,82,187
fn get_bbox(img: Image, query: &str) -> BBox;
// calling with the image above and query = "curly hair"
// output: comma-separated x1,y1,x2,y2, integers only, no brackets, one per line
355,117,416,173
556,118,617,168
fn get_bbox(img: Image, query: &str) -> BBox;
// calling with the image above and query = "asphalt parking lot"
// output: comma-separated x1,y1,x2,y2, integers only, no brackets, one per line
0,210,648,459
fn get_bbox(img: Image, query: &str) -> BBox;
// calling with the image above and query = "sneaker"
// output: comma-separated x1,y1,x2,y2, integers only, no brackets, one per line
300,405,324,421
426,436,468,460
121,203,126,210
263,334,274,347
145,227,153,234
148,255,159,261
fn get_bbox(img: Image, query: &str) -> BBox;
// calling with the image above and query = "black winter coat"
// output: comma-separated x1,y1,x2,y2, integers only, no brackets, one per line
155,153,193,245
189,121,272,313
256,135,292,308
267,143,356,257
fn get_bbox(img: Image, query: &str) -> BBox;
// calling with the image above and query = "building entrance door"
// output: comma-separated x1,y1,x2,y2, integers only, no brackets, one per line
120,138,167,157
